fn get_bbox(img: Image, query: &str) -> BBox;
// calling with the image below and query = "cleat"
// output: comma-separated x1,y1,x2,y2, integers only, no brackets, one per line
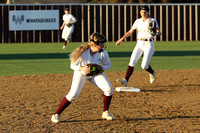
62,45,66,49
116,78,128,86
51,114,60,123
102,110,114,121
150,71,156,84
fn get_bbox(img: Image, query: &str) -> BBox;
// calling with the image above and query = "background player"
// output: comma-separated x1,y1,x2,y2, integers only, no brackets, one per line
60,8,77,49
116,6,161,86
51,33,114,123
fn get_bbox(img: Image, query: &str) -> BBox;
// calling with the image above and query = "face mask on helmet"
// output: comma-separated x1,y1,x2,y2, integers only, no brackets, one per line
90,33,107,45
90,33,107,52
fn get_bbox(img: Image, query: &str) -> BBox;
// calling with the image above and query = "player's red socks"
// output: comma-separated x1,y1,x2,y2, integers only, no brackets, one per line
125,66,134,81
64,41,67,46
55,97,71,115
145,65,154,74
103,95,112,112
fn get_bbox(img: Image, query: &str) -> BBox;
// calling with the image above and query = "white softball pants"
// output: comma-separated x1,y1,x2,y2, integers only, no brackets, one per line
61,25,74,41
66,71,113,102
129,40,154,70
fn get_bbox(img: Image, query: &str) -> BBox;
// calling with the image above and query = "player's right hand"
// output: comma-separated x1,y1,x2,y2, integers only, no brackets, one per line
116,39,122,46
79,66,90,74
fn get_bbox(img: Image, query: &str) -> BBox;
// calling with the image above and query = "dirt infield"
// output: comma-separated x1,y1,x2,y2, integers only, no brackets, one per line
1,69,200,132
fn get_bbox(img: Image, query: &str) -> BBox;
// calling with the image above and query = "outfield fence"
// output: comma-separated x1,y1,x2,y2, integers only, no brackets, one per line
0,3,199,43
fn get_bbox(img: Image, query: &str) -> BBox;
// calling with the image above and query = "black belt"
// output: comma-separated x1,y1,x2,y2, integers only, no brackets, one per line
66,23,72,28
138,38,154,41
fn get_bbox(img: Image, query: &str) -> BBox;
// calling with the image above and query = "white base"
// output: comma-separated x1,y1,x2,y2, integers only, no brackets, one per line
116,87,140,92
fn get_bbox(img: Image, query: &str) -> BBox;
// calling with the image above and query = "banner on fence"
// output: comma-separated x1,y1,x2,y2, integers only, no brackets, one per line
9,10,59,31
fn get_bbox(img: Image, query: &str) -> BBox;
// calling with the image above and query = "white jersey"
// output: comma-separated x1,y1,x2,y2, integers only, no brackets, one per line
61,14,76,41
131,17,159,39
63,14,76,25
70,48,111,72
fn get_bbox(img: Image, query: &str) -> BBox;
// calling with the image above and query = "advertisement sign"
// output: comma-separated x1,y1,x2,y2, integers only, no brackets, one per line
9,10,59,31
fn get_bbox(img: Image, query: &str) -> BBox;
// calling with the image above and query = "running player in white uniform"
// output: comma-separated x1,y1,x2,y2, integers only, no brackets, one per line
60,8,77,49
51,33,114,123
116,6,161,86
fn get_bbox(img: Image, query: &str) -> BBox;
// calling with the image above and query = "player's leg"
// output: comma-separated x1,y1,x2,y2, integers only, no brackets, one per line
67,25,74,42
63,26,74,49
51,71,87,123
61,27,68,49
89,73,114,120
66,71,86,102
61,27,67,40
62,27,70,49
62,41,67,49
117,44,143,86
141,41,155,84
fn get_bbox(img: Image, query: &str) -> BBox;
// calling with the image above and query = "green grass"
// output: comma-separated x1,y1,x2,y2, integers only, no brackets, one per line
0,41,200,76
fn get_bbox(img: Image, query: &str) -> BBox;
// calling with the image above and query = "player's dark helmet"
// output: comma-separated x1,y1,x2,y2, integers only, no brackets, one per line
89,32,107,45
140,6,149,12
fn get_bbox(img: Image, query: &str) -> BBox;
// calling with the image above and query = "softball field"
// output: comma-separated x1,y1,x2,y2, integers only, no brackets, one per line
1,70,200,132
0,42,199,132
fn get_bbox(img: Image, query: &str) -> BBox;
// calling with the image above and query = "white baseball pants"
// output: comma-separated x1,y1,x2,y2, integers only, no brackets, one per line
61,25,74,41
129,40,154,70
66,71,113,102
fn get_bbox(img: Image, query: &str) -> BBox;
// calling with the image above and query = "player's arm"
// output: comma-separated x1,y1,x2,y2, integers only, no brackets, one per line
70,62,90,74
71,15,77,24
72,18,77,24
156,28,161,36
60,21,65,30
79,66,90,73
116,28,135,46
155,20,161,36
101,51,111,70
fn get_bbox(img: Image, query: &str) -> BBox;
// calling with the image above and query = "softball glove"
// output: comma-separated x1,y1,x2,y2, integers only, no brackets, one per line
148,20,157,36
66,23,72,28
86,63,104,76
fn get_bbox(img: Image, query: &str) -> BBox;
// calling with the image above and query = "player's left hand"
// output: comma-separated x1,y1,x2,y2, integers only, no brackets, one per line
148,20,157,36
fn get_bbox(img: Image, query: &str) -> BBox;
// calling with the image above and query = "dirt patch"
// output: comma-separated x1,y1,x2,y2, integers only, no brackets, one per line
0,69,200,132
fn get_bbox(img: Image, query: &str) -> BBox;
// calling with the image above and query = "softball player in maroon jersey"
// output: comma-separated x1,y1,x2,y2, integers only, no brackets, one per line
116,6,161,86
60,8,77,49
51,33,114,123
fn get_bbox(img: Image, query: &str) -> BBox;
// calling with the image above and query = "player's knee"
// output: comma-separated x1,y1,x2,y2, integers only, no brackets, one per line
104,87,114,96
141,64,148,70
66,94,78,102
129,62,135,67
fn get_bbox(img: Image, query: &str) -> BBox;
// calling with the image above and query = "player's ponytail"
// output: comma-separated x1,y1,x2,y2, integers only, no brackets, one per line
70,32,106,63
69,43,90,63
